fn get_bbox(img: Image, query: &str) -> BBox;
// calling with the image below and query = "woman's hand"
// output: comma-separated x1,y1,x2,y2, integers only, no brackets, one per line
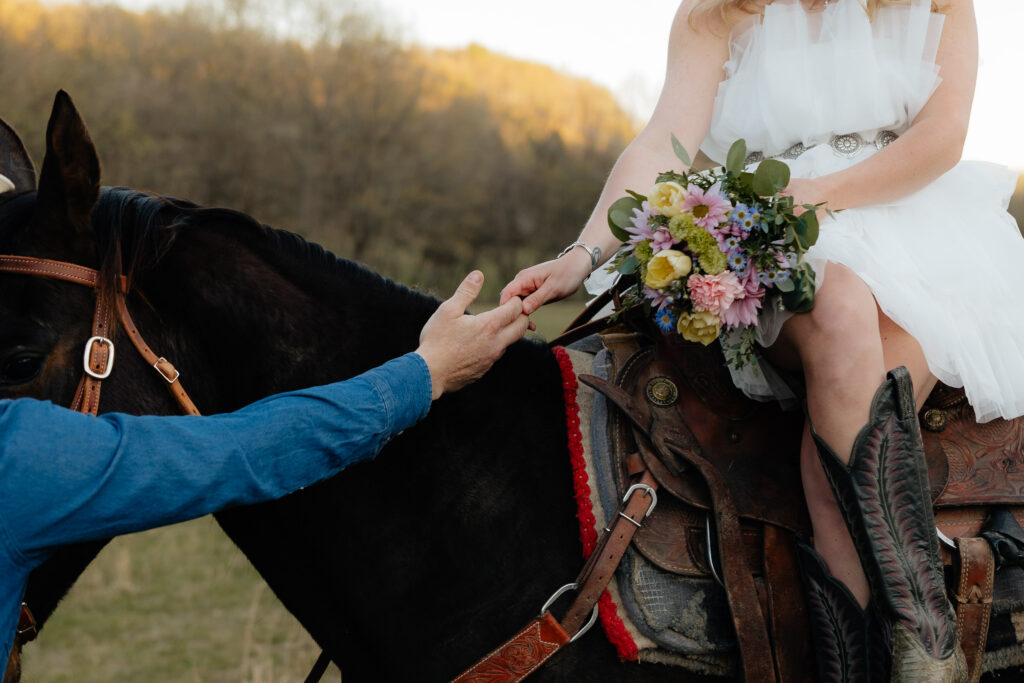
782,176,834,219
500,247,592,316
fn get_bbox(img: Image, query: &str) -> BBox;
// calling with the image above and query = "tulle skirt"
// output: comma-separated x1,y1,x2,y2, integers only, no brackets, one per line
727,143,1024,423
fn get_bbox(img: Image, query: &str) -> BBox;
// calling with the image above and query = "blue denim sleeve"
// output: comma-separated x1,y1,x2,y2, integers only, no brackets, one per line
0,352,431,566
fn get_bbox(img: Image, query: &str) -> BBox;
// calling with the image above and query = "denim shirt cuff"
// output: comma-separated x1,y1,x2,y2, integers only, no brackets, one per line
367,353,432,437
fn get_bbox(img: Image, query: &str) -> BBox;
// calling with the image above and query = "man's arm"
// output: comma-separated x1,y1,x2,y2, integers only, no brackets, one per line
0,271,528,566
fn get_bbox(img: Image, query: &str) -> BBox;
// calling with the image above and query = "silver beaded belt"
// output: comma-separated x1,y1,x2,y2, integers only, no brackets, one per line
745,130,899,165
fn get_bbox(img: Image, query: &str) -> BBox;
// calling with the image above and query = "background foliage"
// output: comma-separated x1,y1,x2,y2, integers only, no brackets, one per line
0,0,636,300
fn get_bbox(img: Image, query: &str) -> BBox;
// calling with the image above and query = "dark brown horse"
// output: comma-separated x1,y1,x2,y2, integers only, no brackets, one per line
0,93,712,682
2,92,1022,682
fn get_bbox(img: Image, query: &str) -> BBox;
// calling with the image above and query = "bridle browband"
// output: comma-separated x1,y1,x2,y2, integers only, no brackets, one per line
0,253,201,656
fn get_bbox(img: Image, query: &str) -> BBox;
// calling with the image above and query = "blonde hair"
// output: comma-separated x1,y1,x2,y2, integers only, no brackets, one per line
689,0,943,28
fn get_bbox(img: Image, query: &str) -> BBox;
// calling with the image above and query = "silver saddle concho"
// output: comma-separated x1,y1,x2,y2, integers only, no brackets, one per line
745,130,899,165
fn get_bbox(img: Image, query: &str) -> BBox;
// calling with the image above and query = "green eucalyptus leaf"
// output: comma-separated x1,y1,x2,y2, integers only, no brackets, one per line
617,255,640,274
726,139,747,175
626,189,647,203
608,196,642,242
800,210,820,247
775,277,795,292
671,133,692,168
752,158,791,196
781,264,816,313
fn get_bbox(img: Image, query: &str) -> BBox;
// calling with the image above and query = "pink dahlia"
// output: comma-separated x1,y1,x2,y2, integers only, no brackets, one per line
687,271,744,317
720,270,765,329
681,182,732,230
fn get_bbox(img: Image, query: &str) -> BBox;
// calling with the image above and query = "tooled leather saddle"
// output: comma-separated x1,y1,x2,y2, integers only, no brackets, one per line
578,325,1024,683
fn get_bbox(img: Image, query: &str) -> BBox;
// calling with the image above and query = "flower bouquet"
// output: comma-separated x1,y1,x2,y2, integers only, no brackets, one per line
605,136,820,370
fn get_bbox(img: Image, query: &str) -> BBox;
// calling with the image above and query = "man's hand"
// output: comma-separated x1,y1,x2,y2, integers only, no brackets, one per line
416,271,531,399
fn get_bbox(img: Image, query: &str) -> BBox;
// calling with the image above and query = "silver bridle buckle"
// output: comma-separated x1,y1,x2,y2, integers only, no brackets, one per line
83,336,115,379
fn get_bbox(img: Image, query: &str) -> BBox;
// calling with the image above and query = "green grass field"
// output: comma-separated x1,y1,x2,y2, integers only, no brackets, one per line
23,301,585,681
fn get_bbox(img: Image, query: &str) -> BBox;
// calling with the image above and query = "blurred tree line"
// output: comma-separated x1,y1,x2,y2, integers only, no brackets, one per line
0,0,637,298
1,0,1021,299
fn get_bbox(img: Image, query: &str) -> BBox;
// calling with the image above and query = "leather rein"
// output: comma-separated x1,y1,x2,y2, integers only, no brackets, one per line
0,254,199,658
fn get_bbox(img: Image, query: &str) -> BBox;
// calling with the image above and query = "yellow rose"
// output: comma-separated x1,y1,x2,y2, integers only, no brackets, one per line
677,310,721,346
644,249,692,290
647,181,686,217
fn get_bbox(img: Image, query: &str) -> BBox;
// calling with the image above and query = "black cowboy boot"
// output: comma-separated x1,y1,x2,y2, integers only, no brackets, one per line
796,535,891,682
810,367,966,682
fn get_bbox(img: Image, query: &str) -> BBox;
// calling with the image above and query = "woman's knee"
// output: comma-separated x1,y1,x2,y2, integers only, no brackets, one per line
781,263,880,355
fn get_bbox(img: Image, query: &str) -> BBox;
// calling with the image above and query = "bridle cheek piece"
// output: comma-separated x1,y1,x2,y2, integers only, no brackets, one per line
0,254,199,416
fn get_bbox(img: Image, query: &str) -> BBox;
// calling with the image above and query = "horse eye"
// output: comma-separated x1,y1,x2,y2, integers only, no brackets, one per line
0,353,43,385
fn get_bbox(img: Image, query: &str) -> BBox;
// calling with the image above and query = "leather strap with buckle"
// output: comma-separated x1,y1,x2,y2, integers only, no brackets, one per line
451,471,658,682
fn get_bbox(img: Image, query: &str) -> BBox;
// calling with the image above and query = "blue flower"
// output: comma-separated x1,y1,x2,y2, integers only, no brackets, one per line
775,269,791,283
731,203,756,233
727,250,747,272
655,308,677,332
723,236,740,251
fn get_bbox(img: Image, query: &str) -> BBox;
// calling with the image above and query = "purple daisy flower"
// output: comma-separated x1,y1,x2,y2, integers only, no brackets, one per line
626,201,656,247
644,286,674,310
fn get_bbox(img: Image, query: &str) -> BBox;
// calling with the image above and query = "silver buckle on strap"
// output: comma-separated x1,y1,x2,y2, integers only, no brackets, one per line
83,336,115,379
540,583,600,643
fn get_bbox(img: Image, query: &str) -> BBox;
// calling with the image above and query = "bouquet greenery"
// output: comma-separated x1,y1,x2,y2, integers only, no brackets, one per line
605,136,820,370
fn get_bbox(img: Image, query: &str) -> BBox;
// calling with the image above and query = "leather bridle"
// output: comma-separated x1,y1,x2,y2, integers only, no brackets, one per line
0,253,200,660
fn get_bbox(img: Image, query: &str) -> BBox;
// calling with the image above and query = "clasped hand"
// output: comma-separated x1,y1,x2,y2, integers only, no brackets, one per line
416,271,532,399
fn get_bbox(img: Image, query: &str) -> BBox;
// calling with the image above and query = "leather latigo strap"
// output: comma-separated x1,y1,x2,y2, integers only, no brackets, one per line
954,537,995,683
561,470,657,635
451,471,658,682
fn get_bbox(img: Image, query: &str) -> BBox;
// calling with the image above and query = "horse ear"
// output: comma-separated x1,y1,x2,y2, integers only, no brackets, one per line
0,117,36,195
34,91,100,234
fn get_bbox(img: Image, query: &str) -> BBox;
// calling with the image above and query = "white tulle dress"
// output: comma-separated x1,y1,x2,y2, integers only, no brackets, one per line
697,0,1024,422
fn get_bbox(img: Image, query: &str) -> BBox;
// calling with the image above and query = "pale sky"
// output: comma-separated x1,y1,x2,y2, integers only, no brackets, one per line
106,0,1024,168
371,0,1023,169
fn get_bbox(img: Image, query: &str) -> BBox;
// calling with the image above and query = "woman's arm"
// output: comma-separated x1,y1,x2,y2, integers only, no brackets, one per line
786,0,978,211
501,0,732,314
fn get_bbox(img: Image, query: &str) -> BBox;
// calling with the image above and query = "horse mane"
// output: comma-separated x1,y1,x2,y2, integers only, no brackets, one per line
91,187,437,319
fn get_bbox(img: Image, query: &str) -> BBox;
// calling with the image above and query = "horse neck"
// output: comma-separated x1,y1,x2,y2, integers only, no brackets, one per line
140,221,437,412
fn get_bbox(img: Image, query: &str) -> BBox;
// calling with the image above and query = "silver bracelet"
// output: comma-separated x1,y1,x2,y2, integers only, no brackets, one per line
557,241,602,272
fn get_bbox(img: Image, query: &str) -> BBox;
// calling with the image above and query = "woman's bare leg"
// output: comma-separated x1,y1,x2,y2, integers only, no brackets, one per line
766,263,936,607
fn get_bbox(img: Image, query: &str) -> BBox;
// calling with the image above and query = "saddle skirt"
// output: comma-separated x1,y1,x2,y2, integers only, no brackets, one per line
555,331,1024,678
